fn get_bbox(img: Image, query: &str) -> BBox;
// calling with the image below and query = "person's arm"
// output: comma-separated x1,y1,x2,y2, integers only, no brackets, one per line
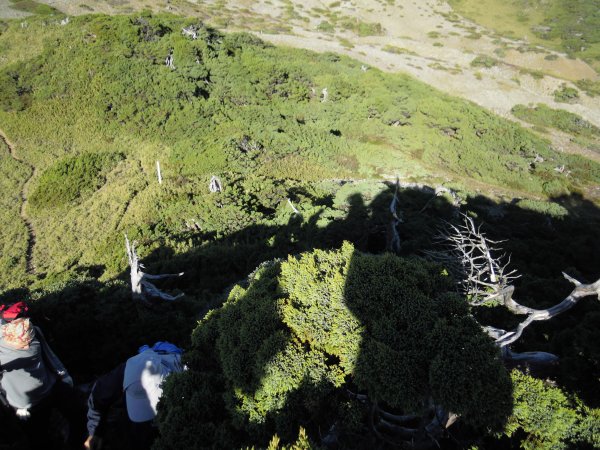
34,326,73,385
86,363,126,440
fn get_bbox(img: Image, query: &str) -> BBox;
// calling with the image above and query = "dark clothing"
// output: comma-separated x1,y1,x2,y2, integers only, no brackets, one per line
87,362,126,436
87,363,157,450
87,349,182,450
21,380,87,450
0,323,85,449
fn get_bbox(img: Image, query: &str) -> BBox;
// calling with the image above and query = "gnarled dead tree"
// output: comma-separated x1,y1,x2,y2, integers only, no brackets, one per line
428,214,600,365
181,25,199,39
209,175,222,193
125,235,184,302
165,49,175,69
287,198,301,217
347,389,456,449
387,179,403,254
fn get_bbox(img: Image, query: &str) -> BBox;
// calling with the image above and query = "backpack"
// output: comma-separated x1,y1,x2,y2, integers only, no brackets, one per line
0,302,28,322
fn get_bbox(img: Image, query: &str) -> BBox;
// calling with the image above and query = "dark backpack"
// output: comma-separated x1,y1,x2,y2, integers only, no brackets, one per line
0,302,28,322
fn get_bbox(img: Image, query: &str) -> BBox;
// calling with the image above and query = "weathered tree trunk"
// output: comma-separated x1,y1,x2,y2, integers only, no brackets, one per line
156,160,162,184
209,175,222,193
429,214,600,365
125,235,184,302
387,179,402,254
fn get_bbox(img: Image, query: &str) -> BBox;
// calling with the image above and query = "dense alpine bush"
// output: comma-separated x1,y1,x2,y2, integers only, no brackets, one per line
155,243,512,448
0,12,598,284
29,152,125,210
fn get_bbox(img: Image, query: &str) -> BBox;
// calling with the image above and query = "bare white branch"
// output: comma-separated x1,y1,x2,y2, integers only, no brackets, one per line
209,175,222,193
156,160,162,184
430,214,599,365
125,234,184,302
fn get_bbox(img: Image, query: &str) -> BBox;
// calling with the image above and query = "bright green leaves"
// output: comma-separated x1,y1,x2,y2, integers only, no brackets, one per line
29,151,124,210
159,243,512,448
506,370,599,449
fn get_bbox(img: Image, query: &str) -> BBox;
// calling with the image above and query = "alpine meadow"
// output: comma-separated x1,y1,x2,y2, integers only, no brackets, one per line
0,2,599,449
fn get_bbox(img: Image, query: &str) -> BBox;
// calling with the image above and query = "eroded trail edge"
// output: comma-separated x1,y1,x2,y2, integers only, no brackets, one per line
0,129,37,275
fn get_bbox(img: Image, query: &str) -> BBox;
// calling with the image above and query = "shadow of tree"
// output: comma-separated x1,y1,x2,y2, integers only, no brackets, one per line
2,184,599,449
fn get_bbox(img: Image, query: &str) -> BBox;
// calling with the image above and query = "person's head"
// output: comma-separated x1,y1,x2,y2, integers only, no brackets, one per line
123,350,176,422
0,301,29,322
1,317,34,349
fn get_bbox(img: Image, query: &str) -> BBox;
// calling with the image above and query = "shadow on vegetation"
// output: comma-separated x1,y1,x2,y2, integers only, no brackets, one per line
1,185,600,449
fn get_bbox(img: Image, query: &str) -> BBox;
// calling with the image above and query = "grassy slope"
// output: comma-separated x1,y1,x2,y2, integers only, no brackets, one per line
448,0,600,72
0,13,598,449
0,13,599,289
0,137,30,288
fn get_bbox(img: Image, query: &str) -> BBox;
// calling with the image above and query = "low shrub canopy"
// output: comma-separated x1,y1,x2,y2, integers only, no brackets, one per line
156,243,512,448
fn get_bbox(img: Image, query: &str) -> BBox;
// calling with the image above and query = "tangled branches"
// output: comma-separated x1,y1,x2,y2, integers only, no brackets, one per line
428,214,600,365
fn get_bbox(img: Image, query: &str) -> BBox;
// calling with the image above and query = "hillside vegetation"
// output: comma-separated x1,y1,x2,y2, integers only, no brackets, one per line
448,0,600,71
1,12,599,289
0,11,599,450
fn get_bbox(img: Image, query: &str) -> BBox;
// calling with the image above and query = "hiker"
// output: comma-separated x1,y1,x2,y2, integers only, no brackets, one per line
0,304,86,449
84,342,184,450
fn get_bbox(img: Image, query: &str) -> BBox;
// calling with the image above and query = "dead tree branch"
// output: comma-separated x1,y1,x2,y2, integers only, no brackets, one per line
125,234,184,302
209,175,222,193
425,215,519,305
428,214,600,365
387,178,403,254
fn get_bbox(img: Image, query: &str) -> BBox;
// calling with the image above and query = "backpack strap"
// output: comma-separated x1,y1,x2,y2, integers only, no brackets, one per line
34,326,70,381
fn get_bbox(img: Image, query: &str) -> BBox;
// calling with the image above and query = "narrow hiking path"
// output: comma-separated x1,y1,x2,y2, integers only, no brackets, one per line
0,129,37,275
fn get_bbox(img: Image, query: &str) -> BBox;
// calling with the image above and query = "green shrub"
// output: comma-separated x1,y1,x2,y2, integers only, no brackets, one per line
316,20,334,33
29,152,125,210
575,78,600,97
156,244,512,448
511,104,600,139
382,45,416,55
470,55,498,68
506,370,599,450
553,83,580,103
8,0,58,14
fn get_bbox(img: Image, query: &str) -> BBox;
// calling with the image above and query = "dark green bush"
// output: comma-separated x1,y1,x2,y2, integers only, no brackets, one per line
470,55,498,68
511,104,600,140
156,243,512,448
553,83,580,103
29,152,124,209
506,370,600,450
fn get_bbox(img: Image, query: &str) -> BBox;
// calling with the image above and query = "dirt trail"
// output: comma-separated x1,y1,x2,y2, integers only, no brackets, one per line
0,129,37,275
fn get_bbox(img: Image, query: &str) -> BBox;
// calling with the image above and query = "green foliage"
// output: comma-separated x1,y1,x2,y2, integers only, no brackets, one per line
0,138,31,290
449,0,600,70
0,64,33,112
156,244,512,448
0,12,594,282
382,44,417,55
0,10,597,450
515,199,568,218
340,19,384,36
29,152,125,210
8,0,59,15
575,78,600,97
260,428,318,450
507,370,599,450
553,83,580,103
316,21,334,33
511,104,600,140
470,55,498,68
